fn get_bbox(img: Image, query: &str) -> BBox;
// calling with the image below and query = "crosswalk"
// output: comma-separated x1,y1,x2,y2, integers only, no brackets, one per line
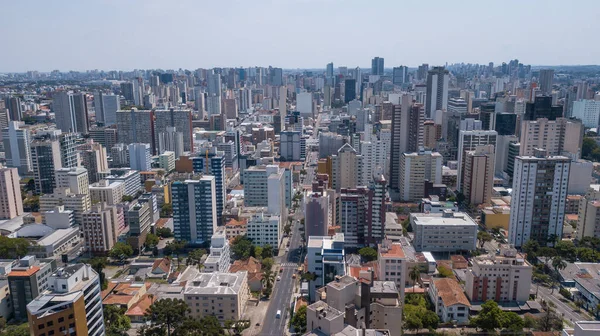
280,262,298,267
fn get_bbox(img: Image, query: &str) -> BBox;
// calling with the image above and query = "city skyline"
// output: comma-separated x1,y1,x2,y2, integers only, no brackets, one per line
2,0,600,72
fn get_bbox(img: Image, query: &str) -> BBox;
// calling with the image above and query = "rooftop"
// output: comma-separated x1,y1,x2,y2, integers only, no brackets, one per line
184,271,247,295
370,281,398,295
307,300,344,321
379,242,405,259
433,278,471,307
412,211,477,227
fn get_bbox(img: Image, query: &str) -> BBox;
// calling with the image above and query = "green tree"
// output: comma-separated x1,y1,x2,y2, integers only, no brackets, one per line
160,203,173,218
404,314,423,331
145,234,159,248
176,316,224,335
522,239,540,261
477,231,493,249
25,178,36,192
291,305,307,333
502,312,524,332
358,247,378,262
261,244,273,259
582,137,598,160
0,323,29,336
145,298,189,336
0,236,31,259
122,195,134,202
284,223,292,236
109,242,134,261
523,313,537,329
186,248,206,269
87,257,108,290
23,196,40,211
231,236,253,260
232,320,250,335
261,268,276,298
470,300,505,331
156,227,174,238
261,257,274,271
409,266,421,292
537,303,563,332
437,265,453,278
555,240,577,261
164,240,186,267
104,305,131,336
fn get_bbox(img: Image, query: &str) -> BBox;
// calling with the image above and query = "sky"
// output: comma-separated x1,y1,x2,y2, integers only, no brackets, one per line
1,0,600,72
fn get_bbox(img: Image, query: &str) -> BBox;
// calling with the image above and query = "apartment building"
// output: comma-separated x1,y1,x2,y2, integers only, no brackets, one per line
0,166,23,219
577,185,600,240
82,203,119,255
307,234,345,301
377,239,407,294
184,272,249,322
204,228,231,273
399,149,442,202
461,145,495,205
519,118,583,159
246,211,281,248
55,167,89,195
89,180,124,205
411,210,478,252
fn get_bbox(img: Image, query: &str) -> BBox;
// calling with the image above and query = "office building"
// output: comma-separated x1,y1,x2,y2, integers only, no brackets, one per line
280,130,303,161
371,57,384,76
307,234,345,300
53,91,89,134
172,177,217,244
89,126,118,150
0,166,23,219
192,148,225,224
572,100,600,128
576,185,600,241
524,96,563,121
8,256,56,321
344,79,356,103
94,92,120,126
89,180,124,205
3,121,32,174
55,167,89,195
31,139,62,194
399,150,442,202
538,69,554,95
447,97,467,115
326,62,334,78
126,201,152,252
82,202,119,255
495,135,518,176
184,271,249,322
519,118,583,159
456,130,497,190
128,143,152,171
54,132,79,169
465,245,532,303
157,126,184,158
331,144,363,192
247,211,281,248
508,152,570,247
206,95,221,116
79,141,109,184
40,188,91,226
392,66,408,85
297,92,313,117
5,96,22,121
461,145,495,205
425,67,449,118
378,239,407,294
204,228,231,273
411,210,478,252
506,142,520,178
27,264,105,336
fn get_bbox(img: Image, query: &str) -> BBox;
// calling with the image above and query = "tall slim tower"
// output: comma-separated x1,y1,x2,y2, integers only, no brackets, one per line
31,139,62,194
425,66,450,118
172,176,217,244
2,121,32,175
538,69,554,95
53,92,89,134
371,57,384,76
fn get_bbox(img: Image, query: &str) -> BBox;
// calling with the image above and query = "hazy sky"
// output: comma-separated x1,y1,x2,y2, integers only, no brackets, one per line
2,0,599,72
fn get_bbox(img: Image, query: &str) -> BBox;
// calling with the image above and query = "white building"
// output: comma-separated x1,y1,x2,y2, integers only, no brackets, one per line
204,228,231,273
576,185,600,241
128,143,152,171
2,121,32,175
307,234,345,301
243,165,287,219
331,143,363,192
377,239,406,294
55,167,89,195
89,180,124,205
572,99,600,128
361,138,388,185
158,151,176,172
508,153,570,247
568,160,593,195
429,278,471,324
280,131,303,161
184,272,249,322
297,92,313,116
399,149,442,201
411,210,478,252
246,211,281,248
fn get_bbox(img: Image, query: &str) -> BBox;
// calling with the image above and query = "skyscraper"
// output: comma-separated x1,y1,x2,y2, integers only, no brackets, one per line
116,108,155,151
344,79,357,103
461,145,495,205
331,144,363,192
2,121,32,175
158,126,184,158
326,62,334,78
31,138,62,194
5,96,22,121
55,167,89,195
371,57,384,76
519,118,583,159
53,92,89,134
78,140,109,184
153,109,194,152
392,66,408,85
172,176,217,244
425,66,449,118
94,92,120,126
128,143,152,171
399,150,443,201
508,151,570,247
456,130,497,190
538,69,554,95
523,96,563,121
0,166,23,219
192,147,225,225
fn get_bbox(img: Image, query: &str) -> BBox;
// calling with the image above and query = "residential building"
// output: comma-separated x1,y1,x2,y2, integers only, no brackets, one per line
306,301,345,336
157,126,184,158
243,165,287,218
399,150,442,201
465,245,533,303
192,148,225,224
337,187,369,247
126,201,152,252
2,121,32,175
361,137,388,185
172,177,217,244
307,234,345,300
572,100,600,128
429,278,471,324
103,169,140,196
79,141,109,184
31,138,62,194
128,143,152,171
456,130,497,190
8,256,56,321
508,152,570,247
89,126,118,150
378,239,407,294
247,211,281,248
519,118,583,159
576,185,600,241
158,151,175,172
55,167,89,195
40,188,91,226
0,166,23,219
225,219,247,240
116,109,155,152
461,145,495,205
538,69,554,95
229,257,262,292
153,109,194,152
53,91,89,134
184,272,249,322
94,92,120,126
280,131,303,161
447,97,467,115
27,264,104,336
5,96,22,121
204,228,231,273
569,159,593,195
331,144,363,192
425,66,449,118
411,210,478,252
82,202,119,255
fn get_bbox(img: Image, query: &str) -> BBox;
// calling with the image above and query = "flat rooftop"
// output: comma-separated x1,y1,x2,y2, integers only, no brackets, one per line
412,212,477,227
184,271,247,295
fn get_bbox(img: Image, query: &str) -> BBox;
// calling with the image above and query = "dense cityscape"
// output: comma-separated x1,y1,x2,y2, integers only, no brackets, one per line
3,7,600,334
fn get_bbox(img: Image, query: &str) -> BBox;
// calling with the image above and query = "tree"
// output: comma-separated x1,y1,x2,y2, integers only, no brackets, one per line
136,325,165,336
551,256,567,293
523,314,537,329
0,324,29,336
104,305,131,336
283,223,292,236
291,305,307,333
261,244,273,259
261,257,274,271
437,265,453,278
470,301,505,331
186,248,206,270
160,203,173,218
231,236,253,260
409,266,421,292
358,247,378,262
156,227,174,238
122,195,134,202
582,137,599,160
109,242,134,261
522,239,540,261
25,178,36,192
404,314,423,331
232,320,250,335
87,257,108,290
145,298,189,336
502,312,524,332
176,316,224,335
164,240,186,267
23,196,40,211
261,268,276,298
477,231,493,249
145,234,159,248
537,303,563,332
0,236,31,259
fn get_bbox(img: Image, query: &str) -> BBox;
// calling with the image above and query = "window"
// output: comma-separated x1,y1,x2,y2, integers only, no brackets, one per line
58,317,64,323
38,325,45,330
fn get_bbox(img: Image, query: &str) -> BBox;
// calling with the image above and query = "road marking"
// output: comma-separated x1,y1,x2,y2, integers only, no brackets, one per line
280,262,298,267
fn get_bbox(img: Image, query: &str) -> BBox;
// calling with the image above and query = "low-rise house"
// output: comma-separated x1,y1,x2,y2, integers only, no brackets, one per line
149,258,172,279
229,257,263,292
429,278,471,324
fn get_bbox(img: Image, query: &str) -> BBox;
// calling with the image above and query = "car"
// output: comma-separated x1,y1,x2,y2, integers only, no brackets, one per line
280,268,283,273
277,276,281,281
276,310,281,318
292,274,296,279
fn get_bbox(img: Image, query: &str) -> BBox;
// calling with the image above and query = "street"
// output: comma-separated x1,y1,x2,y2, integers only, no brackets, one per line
532,283,592,324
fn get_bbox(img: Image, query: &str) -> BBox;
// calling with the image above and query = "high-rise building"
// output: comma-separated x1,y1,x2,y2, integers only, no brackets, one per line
79,141,108,184
331,144,363,192
371,57,384,76
508,151,570,247
8,256,56,321
247,211,281,247
126,201,152,252
538,69,554,95
5,96,22,121
55,167,89,195
326,62,334,78
172,176,217,244
53,92,89,134
524,96,563,121
461,145,495,205
447,97,467,115
94,92,120,126
306,234,345,300
399,150,443,201
456,130,497,190
192,147,225,224
89,126,118,150
116,108,155,150
572,99,600,128
392,66,408,85
269,67,283,86
158,126,184,158
280,131,303,161
89,180,124,206
296,92,313,116
425,66,449,118
344,79,356,103
82,202,119,254
128,143,152,171
519,118,583,159
26,264,105,336
31,139,62,194
576,185,600,241
243,165,287,218
154,109,194,152
2,121,32,175
304,190,332,239
203,228,231,273
0,166,23,219
495,135,519,176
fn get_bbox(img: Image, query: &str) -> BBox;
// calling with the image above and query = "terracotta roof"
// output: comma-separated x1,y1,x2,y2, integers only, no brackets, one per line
229,256,261,273
155,218,169,228
8,266,40,277
226,218,247,227
565,214,578,222
126,294,157,317
152,258,171,273
433,278,470,307
295,297,308,312
380,243,405,258
102,282,152,305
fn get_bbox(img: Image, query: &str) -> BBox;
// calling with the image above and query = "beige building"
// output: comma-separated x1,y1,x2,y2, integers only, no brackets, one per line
79,141,108,184
55,167,89,195
184,271,249,322
461,145,495,205
378,239,407,294
422,120,439,149
0,166,23,219
577,185,600,240
90,180,124,205
429,278,470,324
82,202,119,254
306,300,345,335
399,149,442,201
519,118,583,159
40,188,91,226
331,143,363,192
465,245,532,303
